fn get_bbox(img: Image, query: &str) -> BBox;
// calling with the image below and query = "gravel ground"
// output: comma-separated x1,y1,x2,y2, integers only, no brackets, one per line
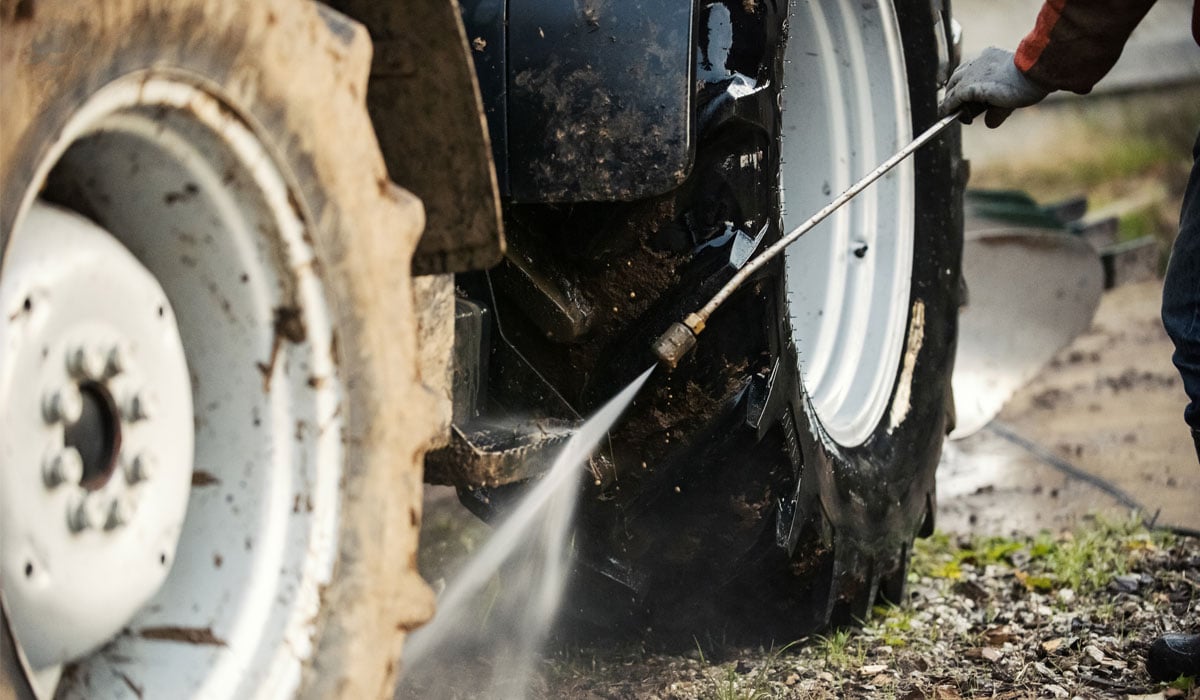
534,523,1199,699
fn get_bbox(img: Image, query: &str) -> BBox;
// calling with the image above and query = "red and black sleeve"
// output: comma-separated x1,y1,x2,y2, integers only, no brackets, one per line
1015,0,1158,94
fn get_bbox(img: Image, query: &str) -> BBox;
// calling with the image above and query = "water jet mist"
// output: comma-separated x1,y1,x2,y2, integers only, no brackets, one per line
397,367,655,699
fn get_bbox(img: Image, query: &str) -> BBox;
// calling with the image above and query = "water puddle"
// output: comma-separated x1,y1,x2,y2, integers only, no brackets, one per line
396,367,654,699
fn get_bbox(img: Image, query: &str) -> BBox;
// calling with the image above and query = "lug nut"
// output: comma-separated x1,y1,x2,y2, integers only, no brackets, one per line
43,384,84,424
124,452,155,483
105,493,138,530
123,391,156,422
68,493,106,532
104,344,127,378
67,345,106,381
43,448,84,487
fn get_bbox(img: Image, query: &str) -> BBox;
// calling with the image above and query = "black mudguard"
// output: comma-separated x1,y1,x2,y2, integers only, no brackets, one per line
462,0,696,203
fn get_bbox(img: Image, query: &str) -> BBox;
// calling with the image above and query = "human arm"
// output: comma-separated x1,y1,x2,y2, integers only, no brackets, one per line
942,0,1158,127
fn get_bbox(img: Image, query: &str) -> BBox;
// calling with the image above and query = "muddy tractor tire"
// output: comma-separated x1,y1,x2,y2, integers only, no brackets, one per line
1,0,437,697
478,0,964,639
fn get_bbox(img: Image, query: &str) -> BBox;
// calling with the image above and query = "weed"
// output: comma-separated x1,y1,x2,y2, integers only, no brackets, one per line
913,515,1168,597
697,641,798,700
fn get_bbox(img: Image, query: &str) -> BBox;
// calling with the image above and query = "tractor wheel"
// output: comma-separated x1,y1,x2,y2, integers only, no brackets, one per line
487,0,965,639
0,1,435,697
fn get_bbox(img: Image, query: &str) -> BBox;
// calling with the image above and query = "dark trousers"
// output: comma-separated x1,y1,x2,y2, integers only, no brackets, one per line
1161,128,1200,445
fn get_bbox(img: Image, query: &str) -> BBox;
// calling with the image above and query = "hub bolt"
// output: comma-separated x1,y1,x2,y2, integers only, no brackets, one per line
67,345,106,381
105,493,137,530
104,344,127,378
43,384,84,425
43,448,84,488
68,493,106,532
124,452,155,483
123,391,156,422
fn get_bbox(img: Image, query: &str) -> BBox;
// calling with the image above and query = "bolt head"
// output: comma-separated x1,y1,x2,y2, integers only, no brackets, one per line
43,384,84,424
68,493,106,532
124,452,155,483
104,344,127,378
123,391,156,422
105,493,137,530
67,345,106,381
43,448,84,488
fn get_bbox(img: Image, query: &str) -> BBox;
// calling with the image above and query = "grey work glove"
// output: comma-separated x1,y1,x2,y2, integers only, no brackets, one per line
941,47,1051,128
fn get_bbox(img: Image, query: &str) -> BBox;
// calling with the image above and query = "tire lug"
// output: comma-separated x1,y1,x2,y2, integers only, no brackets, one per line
67,345,106,381
43,384,84,424
68,493,105,532
43,448,84,488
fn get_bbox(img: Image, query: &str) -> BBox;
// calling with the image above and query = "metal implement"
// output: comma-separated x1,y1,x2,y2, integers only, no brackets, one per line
653,111,962,368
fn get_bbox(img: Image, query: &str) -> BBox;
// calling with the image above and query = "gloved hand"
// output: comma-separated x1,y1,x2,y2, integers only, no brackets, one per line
941,47,1051,128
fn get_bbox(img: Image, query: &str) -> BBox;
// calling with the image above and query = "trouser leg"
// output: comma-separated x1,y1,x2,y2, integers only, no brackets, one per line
1161,128,1200,454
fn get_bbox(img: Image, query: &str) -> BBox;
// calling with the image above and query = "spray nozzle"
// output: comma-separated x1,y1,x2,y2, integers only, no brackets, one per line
652,314,704,369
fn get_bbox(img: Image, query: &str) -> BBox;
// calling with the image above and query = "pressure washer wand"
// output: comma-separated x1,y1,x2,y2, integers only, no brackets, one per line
652,112,962,368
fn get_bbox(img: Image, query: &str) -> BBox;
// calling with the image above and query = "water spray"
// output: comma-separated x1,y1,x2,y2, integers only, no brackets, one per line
652,112,962,368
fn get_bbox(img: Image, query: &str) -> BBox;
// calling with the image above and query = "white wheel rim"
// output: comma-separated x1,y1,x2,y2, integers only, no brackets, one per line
1,74,344,698
780,0,914,446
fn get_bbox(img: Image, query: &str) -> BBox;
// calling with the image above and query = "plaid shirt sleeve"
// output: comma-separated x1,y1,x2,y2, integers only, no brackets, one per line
1014,0,1158,94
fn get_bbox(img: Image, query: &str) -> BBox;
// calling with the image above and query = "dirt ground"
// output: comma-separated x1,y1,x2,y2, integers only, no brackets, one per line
412,278,1200,700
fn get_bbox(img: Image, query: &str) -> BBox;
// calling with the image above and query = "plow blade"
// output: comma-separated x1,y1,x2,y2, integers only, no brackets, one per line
950,228,1105,439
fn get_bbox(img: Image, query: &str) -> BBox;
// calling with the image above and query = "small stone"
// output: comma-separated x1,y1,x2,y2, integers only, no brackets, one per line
784,673,799,686
859,664,887,675
980,647,1002,662
1040,638,1066,655
983,625,1018,645
1043,684,1069,698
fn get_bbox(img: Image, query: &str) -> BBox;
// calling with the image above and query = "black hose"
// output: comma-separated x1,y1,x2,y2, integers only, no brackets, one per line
986,422,1200,539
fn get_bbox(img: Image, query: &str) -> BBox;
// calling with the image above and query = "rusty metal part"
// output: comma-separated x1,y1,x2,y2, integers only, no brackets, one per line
327,0,504,275
493,253,594,342
424,419,581,487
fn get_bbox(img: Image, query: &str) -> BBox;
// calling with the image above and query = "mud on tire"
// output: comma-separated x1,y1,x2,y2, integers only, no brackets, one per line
1,1,435,696
485,0,965,640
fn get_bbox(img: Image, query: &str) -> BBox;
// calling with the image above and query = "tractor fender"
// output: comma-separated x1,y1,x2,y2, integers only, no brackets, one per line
463,0,697,203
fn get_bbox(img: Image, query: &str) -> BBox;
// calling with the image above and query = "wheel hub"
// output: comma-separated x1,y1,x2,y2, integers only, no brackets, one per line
0,201,194,671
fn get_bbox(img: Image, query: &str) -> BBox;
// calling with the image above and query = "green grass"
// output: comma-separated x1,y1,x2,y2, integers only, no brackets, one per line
970,134,1185,200
913,515,1171,597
